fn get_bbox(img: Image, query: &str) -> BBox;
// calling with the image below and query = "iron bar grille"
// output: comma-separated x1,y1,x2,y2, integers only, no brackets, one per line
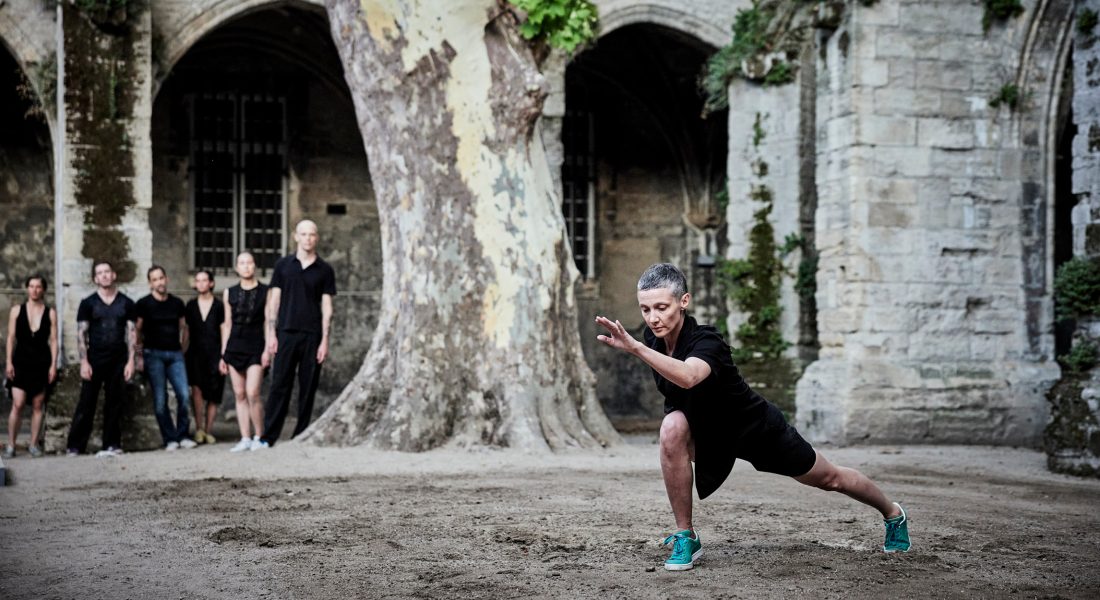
561,108,596,278
190,92,287,272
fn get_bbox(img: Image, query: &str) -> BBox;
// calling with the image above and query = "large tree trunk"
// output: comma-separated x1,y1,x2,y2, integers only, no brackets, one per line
300,0,619,450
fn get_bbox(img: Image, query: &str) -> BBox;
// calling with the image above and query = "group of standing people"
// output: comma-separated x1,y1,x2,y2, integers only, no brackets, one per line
3,219,336,457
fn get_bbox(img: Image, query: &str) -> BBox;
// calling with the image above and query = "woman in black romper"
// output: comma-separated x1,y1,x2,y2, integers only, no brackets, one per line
185,270,225,444
222,252,269,452
4,275,57,458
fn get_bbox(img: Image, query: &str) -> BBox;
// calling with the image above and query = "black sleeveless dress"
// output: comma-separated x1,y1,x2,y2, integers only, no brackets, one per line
9,303,53,398
185,298,225,403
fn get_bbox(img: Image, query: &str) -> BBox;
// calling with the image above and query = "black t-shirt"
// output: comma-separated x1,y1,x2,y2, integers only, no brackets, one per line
76,292,135,364
135,294,186,351
269,255,336,334
644,315,768,499
227,283,267,354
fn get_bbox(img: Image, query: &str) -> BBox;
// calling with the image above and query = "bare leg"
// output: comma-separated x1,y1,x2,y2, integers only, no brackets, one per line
660,411,696,532
191,386,206,436
205,402,217,435
246,365,265,438
229,367,251,439
794,451,900,518
8,388,26,447
29,392,46,448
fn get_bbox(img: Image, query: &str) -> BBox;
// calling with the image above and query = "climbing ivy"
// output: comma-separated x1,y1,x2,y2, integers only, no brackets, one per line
1054,257,1100,322
701,1,816,115
1078,8,1098,36
508,0,599,53
989,83,1023,111
982,0,1025,33
715,111,813,413
1059,342,1099,375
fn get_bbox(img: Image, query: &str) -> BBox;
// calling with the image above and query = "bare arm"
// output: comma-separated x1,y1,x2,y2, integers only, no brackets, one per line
595,316,712,389
124,319,136,380
134,317,144,355
48,309,58,380
77,321,89,363
316,294,333,364
5,306,16,378
179,316,189,353
220,289,231,356
77,320,92,380
265,287,281,354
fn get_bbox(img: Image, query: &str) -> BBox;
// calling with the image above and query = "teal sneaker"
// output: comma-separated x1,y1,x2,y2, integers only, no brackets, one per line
883,502,911,553
662,529,703,571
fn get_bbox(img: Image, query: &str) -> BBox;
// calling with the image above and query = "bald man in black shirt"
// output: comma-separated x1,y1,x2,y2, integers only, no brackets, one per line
257,220,336,448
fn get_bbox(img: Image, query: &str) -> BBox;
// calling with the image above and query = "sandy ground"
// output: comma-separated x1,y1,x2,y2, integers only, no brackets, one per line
1,437,1099,599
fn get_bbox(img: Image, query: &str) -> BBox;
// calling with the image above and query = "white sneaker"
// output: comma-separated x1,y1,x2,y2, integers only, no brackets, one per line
179,438,198,449
230,438,252,453
250,438,270,451
165,441,180,451
96,446,123,458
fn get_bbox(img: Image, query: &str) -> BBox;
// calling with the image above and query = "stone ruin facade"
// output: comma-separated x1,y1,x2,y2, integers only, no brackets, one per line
1,0,1098,464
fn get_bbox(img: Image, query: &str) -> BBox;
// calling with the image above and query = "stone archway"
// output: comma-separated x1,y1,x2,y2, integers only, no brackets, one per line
559,23,729,428
1014,0,1077,361
151,2,379,414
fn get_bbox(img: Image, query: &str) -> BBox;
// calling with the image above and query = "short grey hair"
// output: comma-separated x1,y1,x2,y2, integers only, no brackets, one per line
637,263,688,298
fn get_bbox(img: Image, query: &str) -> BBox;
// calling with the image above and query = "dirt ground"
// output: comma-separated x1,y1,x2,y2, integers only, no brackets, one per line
1,437,1098,599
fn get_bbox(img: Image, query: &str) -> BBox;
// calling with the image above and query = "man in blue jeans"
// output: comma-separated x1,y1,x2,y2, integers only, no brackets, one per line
135,265,196,451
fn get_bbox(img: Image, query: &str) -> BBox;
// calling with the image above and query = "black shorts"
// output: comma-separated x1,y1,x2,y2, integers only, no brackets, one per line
223,350,263,373
735,404,817,477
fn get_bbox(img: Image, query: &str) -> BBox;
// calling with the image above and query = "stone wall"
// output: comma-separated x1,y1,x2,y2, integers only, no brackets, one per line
796,1,1066,445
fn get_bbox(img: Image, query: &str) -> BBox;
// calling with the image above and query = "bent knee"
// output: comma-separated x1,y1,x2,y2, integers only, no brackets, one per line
659,413,691,449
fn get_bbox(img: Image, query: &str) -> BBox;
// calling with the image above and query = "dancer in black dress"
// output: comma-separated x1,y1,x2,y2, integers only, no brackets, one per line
185,270,225,444
4,275,57,458
222,252,270,452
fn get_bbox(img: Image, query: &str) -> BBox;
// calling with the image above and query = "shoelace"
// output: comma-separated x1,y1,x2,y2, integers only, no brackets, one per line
884,517,904,544
663,533,691,559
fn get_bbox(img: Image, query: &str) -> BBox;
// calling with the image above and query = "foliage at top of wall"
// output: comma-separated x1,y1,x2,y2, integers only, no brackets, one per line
1079,8,1099,36
507,0,599,53
1054,257,1100,322
701,1,818,115
74,0,147,35
982,0,1025,33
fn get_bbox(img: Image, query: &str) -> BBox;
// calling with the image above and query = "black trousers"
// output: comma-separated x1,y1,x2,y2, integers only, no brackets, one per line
66,357,127,452
261,330,322,445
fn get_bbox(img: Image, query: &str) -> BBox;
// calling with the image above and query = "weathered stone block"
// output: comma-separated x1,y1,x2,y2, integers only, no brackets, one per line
918,117,976,149
916,60,972,91
874,86,941,116
857,115,917,146
867,203,914,228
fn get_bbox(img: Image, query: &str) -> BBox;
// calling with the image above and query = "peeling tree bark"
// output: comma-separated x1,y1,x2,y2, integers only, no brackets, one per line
300,0,619,450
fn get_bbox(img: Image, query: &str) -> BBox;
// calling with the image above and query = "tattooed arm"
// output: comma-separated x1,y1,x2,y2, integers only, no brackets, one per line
265,287,281,356
124,319,136,381
78,321,92,381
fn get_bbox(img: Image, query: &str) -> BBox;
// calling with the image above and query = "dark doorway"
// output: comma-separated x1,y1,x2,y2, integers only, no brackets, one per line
1053,47,1075,359
564,24,729,427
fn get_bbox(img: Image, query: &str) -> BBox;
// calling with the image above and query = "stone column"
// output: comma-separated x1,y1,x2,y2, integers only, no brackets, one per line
796,1,1060,446
57,2,153,362
46,3,159,453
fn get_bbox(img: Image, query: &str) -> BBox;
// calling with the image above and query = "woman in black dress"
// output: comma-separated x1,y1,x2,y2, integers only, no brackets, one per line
5,275,58,458
222,252,269,452
185,270,225,444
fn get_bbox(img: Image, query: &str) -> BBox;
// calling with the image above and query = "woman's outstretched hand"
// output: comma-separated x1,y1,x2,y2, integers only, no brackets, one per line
595,316,640,354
